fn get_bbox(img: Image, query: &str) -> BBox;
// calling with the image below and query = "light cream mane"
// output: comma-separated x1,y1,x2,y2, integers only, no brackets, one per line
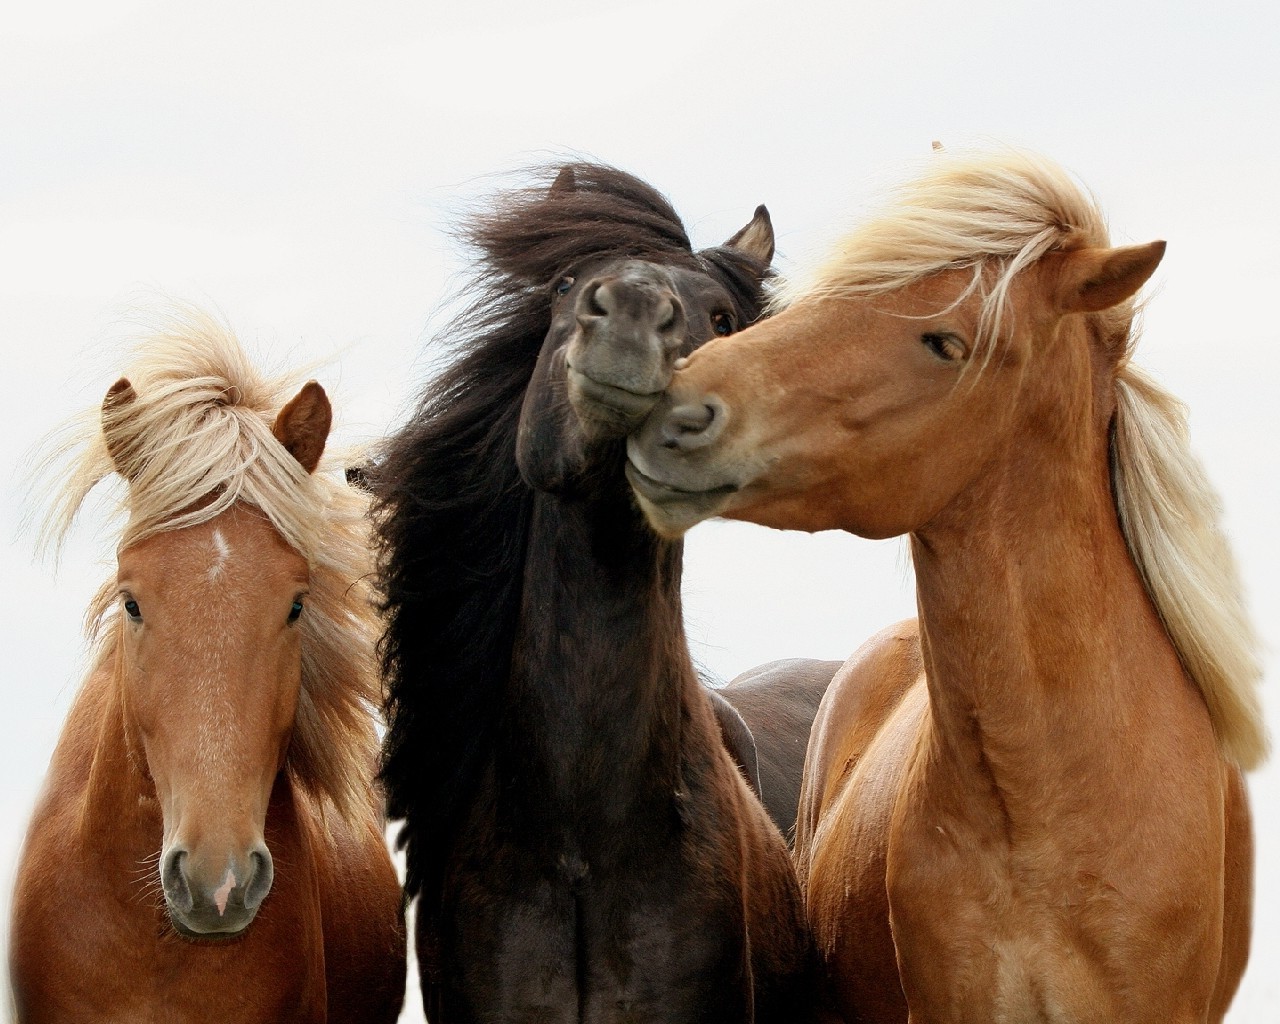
40,310,384,819
782,148,1266,769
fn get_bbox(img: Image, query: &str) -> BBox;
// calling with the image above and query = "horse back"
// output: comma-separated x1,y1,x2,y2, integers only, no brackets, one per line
718,658,841,842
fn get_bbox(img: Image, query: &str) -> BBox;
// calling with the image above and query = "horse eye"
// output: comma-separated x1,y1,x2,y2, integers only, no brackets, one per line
554,276,575,297
922,332,966,362
711,312,735,337
123,598,142,622
288,599,304,625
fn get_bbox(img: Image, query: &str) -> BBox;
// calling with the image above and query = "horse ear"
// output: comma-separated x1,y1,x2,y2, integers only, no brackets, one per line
549,166,576,196
724,205,775,266
272,381,331,474
1050,240,1166,314
102,377,138,478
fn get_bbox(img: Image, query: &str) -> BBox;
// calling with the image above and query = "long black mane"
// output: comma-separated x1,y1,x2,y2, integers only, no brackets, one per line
372,163,768,901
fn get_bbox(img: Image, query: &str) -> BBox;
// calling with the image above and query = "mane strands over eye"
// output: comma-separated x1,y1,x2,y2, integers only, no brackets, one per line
772,148,1123,362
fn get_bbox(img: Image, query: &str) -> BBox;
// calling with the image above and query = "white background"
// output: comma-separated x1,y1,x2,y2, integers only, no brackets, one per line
2,2,1277,1019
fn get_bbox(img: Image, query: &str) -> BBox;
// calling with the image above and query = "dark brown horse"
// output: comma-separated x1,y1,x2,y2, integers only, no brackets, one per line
716,660,841,844
372,164,823,1023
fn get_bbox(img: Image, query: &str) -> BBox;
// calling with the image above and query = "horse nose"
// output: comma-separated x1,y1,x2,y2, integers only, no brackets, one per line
160,842,273,934
661,396,728,450
577,272,685,352
242,845,273,912
161,847,194,914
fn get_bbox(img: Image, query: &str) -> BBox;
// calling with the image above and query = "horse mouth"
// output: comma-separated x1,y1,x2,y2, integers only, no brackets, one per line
567,366,662,419
624,459,739,504
169,915,253,943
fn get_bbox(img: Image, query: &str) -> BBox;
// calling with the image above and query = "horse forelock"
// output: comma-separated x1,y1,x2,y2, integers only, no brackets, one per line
773,148,1128,363
40,310,382,823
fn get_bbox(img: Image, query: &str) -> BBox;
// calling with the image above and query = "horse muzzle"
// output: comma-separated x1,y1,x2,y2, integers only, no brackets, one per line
161,842,274,938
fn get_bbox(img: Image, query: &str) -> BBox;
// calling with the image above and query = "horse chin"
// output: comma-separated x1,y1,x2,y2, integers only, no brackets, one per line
623,458,737,537
167,905,258,942
566,365,661,439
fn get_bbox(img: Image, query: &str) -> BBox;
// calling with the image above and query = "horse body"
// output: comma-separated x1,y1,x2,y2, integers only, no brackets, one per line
625,150,1262,1023
10,320,405,1023
374,165,820,1022
717,659,840,843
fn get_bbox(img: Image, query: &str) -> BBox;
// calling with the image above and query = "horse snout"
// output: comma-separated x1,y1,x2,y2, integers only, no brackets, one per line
661,396,728,451
160,842,274,938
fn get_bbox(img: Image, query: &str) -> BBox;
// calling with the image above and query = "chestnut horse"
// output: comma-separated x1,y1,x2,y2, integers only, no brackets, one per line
626,150,1265,1023
372,164,824,1022
10,316,405,1022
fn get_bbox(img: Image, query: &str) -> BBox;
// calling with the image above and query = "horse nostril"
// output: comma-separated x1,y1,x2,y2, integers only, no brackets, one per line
243,846,274,912
655,297,676,332
161,848,193,913
579,279,612,320
661,397,727,451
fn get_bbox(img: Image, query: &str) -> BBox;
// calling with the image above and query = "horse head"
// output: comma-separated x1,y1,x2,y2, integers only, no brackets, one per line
513,165,775,495
102,377,332,938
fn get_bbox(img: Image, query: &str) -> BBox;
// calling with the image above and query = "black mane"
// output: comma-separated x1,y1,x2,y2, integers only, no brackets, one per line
372,164,767,900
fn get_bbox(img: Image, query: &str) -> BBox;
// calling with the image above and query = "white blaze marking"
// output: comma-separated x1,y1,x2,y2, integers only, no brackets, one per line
213,868,236,915
207,529,231,582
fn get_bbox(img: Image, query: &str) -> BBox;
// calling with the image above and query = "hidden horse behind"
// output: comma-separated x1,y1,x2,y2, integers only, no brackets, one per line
9,314,405,1022
371,163,824,1022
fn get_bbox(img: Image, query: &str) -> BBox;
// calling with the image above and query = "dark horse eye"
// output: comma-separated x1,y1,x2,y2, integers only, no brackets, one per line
123,598,142,622
711,312,734,337
554,276,574,297
288,599,304,624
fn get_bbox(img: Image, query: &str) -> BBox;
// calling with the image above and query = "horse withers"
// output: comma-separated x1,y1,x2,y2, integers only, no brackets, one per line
626,149,1263,1024
10,316,405,1023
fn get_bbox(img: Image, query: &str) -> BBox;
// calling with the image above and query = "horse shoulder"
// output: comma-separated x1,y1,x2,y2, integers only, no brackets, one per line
796,619,923,869
792,619,925,1024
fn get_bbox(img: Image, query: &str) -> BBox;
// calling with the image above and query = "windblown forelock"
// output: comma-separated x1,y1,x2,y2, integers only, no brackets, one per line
773,149,1124,358
465,163,698,289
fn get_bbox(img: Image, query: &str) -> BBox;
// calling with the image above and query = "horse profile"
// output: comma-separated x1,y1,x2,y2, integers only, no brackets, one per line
372,163,824,1022
9,315,405,1022
626,149,1265,1023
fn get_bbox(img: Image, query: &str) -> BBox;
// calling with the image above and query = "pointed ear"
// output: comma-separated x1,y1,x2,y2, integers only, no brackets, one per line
101,377,138,478
272,381,331,474
724,205,775,266
549,166,576,196
1050,240,1166,314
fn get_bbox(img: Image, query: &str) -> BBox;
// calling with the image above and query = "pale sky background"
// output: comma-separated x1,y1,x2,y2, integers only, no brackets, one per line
3,1,1277,1019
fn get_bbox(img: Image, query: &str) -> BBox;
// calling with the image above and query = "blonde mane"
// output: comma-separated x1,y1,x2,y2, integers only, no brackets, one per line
783,148,1266,769
40,309,383,819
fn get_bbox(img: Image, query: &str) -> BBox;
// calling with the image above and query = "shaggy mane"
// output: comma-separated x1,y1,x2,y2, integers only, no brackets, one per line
371,162,770,898
781,148,1266,768
39,310,382,820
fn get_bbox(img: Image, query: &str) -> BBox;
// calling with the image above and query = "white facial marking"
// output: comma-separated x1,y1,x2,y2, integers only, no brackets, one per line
207,529,231,582
213,867,236,915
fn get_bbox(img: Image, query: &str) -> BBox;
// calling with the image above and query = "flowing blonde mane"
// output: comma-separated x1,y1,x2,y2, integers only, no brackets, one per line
40,309,383,818
782,148,1266,768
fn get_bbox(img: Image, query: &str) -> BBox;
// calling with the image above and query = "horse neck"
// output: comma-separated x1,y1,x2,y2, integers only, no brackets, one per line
504,485,692,814
56,654,163,874
907,387,1212,818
